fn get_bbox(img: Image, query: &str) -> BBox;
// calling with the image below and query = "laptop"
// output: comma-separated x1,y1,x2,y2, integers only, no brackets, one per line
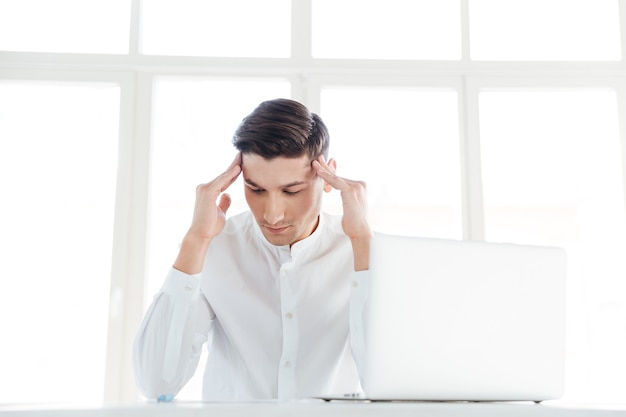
356,232,567,402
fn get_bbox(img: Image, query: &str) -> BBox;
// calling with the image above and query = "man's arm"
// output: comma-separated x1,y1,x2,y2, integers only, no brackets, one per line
173,153,242,274
133,269,213,398
350,237,370,271
133,154,242,399
312,156,372,386
312,156,371,271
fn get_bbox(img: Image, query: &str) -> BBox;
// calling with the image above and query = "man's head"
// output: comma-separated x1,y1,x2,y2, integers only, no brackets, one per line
232,98,335,247
232,98,329,161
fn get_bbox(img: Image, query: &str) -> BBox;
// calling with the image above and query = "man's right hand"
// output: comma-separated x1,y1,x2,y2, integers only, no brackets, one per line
173,153,242,275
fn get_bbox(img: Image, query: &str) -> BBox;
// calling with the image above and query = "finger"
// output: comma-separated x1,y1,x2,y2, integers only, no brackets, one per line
218,193,232,214
219,165,242,192
312,155,333,176
215,155,242,191
312,159,336,183
228,152,242,170
312,159,347,191
314,154,329,169
223,152,242,176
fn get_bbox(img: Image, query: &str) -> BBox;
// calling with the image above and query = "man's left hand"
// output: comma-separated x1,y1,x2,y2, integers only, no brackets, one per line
313,156,371,271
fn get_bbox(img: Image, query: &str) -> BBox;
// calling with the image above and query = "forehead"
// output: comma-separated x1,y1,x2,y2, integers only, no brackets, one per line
242,153,314,187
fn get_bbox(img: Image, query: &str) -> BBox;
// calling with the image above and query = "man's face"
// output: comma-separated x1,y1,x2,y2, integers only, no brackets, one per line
242,153,326,247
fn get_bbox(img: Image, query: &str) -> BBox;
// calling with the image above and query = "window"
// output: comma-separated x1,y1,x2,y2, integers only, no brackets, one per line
140,0,291,57
312,0,461,60
0,81,120,403
145,78,290,399
320,87,462,239
146,78,291,303
479,90,626,403
0,0,131,54
1,0,625,406
469,0,622,60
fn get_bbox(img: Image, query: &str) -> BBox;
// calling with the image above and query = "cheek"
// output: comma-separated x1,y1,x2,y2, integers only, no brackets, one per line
244,189,261,214
296,188,323,216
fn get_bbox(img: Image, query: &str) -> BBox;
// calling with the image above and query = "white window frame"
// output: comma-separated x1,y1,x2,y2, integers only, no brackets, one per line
1,0,625,403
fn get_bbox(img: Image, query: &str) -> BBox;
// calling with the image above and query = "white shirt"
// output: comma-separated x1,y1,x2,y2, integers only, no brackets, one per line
133,211,369,401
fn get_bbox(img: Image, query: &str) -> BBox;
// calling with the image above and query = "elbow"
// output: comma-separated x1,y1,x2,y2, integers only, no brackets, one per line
132,355,181,400
132,336,180,400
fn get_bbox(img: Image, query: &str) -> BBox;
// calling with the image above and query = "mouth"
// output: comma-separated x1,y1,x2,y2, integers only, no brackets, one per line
264,225,290,234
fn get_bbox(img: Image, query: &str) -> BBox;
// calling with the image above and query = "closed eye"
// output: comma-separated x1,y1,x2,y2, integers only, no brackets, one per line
283,190,301,196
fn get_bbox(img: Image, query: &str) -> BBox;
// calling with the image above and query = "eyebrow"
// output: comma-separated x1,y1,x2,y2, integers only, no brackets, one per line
244,178,307,189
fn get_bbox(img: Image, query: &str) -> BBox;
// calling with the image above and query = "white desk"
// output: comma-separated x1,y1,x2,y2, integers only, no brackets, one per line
2,401,626,417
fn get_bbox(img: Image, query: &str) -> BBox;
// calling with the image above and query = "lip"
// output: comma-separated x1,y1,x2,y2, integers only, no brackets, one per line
265,225,290,234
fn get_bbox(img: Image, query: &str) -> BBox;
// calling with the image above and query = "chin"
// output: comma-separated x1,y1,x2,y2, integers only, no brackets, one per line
262,232,296,247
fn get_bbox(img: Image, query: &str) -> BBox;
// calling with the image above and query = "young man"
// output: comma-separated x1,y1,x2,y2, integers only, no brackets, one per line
133,98,371,400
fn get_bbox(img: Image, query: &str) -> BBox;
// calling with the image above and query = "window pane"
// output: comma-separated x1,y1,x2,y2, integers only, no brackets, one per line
147,78,290,399
0,82,120,403
480,90,626,403
312,0,461,60
147,79,291,301
469,0,621,61
0,0,131,54
141,0,291,57
320,88,462,239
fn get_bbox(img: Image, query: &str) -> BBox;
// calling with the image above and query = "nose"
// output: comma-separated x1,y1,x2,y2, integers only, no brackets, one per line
263,194,285,225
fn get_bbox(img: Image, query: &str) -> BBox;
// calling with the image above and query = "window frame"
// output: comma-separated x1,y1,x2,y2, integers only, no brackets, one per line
1,0,625,403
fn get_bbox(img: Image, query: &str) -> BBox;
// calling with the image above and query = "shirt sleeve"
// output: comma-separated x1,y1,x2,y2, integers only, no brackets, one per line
132,268,215,399
349,269,370,389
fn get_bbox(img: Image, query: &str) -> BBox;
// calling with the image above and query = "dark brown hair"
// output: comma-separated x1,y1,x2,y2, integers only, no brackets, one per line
232,98,329,160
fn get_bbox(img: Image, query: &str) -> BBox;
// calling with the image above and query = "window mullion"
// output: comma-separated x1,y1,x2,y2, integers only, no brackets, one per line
460,0,471,62
103,72,152,403
128,0,141,56
291,0,312,63
620,0,626,63
461,77,485,240
617,81,626,224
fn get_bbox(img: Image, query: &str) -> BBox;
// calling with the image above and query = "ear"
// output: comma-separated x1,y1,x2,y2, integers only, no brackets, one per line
323,158,337,193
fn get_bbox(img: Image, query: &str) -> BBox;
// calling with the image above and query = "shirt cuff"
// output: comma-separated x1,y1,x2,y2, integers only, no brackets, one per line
159,268,201,384
350,269,370,388
160,268,201,300
350,269,370,295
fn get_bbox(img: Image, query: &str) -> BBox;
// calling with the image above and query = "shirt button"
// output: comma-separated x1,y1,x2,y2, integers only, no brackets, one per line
184,284,194,290
285,312,293,319
284,361,292,368
352,281,358,288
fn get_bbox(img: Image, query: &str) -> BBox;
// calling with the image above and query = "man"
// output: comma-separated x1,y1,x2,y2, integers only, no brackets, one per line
133,98,371,400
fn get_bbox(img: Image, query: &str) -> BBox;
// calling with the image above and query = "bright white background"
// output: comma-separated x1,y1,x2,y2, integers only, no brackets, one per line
0,0,625,407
